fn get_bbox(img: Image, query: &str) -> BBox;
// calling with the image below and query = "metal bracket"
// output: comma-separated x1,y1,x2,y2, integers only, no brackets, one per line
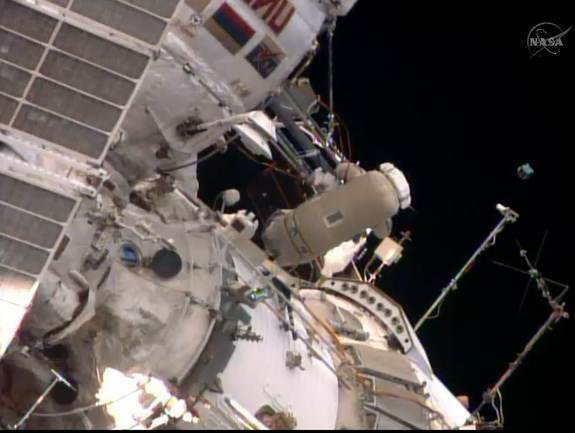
0,152,99,198
318,278,414,353
12,366,75,430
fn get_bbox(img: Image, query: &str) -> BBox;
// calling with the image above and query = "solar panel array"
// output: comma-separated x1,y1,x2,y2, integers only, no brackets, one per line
0,171,79,355
0,0,182,163
0,0,183,356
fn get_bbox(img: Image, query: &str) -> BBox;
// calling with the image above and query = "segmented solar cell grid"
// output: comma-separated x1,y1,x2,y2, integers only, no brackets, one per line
0,0,181,162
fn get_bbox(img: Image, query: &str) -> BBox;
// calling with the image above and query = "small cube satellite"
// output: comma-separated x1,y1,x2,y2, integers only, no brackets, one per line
517,163,534,180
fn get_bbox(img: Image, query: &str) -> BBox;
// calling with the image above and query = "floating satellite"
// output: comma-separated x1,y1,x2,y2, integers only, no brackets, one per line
517,163,534,180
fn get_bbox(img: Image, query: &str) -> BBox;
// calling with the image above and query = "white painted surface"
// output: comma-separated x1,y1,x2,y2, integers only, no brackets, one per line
324,292,391,351
412,364,473,429
220,301,339,430
170,0,327,110
300,289,473,430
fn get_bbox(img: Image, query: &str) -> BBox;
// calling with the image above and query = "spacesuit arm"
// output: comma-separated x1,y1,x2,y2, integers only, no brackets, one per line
372,218,393,240
334,162,365,182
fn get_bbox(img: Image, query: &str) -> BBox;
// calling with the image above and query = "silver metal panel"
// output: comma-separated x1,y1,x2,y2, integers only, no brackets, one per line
0,60,32,97
0,0,182,163
373,408,413,431
355,346,420,386
354,348,430,429
70,0,168,45
372,378,429,430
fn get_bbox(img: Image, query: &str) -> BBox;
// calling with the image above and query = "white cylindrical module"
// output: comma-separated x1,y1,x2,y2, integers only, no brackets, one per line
169,0,330,111
262,165,411,267
114,0,338,176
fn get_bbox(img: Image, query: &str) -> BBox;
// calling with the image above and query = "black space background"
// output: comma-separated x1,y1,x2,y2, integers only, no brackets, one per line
199,1,573,429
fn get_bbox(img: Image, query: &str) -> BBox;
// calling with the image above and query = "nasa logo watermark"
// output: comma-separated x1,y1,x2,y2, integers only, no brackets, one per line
527,22,571,58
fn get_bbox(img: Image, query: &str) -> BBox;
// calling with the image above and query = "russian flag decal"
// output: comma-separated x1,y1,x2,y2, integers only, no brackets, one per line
205,3,255,55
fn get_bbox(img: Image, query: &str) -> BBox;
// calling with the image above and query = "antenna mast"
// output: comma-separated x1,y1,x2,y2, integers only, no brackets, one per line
414,204,519,332
467,285,569,426
516,241,562,309
493,233,569,312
